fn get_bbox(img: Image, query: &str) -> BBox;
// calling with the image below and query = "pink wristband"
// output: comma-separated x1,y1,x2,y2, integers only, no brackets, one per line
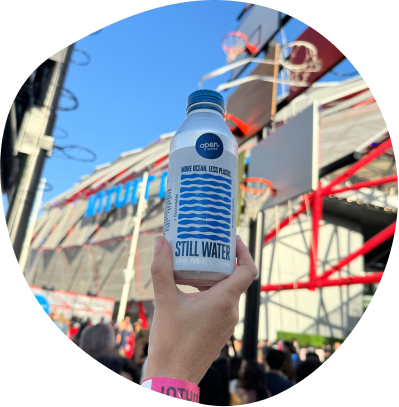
142,377,200,403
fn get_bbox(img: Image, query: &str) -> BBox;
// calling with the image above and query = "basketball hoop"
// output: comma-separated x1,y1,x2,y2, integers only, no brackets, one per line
222,32,257,63
240,177,274,221
279,41,322,91
215,36,321,89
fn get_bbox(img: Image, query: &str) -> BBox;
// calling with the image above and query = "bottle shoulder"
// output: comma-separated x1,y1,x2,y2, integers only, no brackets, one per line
171,111,238,157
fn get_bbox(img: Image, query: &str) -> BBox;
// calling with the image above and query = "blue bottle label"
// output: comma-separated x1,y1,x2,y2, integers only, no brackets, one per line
164,136,237,279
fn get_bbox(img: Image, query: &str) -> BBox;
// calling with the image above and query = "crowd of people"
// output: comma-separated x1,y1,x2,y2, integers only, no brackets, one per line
49,311,150,382
49,311,149,366
45,237,344,404
48,309,341,405
196,338,340,404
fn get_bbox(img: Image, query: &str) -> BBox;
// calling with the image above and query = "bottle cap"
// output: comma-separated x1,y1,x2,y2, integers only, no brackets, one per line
186,89,225,115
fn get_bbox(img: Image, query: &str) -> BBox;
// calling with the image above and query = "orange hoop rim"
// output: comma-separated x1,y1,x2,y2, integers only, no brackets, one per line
240,177,274,194
221,31,250,54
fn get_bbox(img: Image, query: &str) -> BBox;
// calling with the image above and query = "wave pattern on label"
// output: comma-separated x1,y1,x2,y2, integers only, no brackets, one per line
180,186,231,198
181,173,232,185
177,173,232,243
180,192,231,203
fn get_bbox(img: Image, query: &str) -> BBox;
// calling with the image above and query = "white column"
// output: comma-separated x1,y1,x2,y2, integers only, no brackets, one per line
117,172,149,323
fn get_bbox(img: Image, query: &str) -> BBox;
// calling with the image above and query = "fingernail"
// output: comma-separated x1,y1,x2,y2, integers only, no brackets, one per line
154,236,164,252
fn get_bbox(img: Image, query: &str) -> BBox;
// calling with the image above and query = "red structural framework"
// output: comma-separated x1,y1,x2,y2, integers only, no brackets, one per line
225,113,250,135
261,137,397,292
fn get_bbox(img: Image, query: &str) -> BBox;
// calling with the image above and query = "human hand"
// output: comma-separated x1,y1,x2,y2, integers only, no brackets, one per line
143,235,257,385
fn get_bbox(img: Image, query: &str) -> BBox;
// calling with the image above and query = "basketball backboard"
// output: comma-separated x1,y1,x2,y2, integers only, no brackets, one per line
273,77,389,174
225,45,279,145
248,103,319,210
285,27,345,103
230,5,280,80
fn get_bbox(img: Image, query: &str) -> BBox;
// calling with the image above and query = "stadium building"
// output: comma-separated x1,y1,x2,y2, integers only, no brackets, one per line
23,76,396,341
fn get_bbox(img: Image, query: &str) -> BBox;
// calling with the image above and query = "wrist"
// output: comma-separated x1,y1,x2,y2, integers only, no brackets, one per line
143,354,201,385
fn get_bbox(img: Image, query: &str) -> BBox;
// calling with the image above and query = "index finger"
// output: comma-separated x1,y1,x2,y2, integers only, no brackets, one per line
211,236,258,299
236,234,256,267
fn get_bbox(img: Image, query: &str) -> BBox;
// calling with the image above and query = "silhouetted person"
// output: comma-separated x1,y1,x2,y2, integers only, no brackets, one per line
281,341,295,381
265,349,293,396
236,360,268,403
80,323,115,359
212,358,230,406
323,343,332,360
139,343,149,384
333,341,341,353
306,351,320,361
295,358,322,383
285,340,299,367
198,366,228,405
228,356,242,394
96,355,140,383
262,344,272,360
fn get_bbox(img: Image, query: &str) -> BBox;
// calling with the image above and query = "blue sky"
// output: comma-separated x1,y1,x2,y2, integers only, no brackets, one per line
2,1,358,214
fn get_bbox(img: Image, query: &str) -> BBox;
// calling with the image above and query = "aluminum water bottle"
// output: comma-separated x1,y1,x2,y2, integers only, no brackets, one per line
163,90,238,286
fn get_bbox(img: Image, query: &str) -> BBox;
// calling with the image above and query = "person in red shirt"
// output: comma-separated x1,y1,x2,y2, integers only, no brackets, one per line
68,322,79,341
124,324,135,359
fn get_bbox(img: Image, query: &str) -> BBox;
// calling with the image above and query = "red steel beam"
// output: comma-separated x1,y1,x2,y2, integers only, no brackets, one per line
319,222,396,281
351,97,376,110
322,138,392,195
153,154,169,170
261,222,395,292
261,272,383,292
317,272,383,288
261,281,310,291
264,197,312,244
309,183,323,290
326,175,397,196
225,113,250,135
263,140,393,247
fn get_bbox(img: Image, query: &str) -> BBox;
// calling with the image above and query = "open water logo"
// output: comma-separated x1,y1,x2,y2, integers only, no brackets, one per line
195,133,223,159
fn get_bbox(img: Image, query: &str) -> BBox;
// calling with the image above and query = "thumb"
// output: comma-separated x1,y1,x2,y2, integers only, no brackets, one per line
151,237,177,302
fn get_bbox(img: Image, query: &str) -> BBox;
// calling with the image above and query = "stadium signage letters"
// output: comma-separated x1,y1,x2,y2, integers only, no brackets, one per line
85,171,168,217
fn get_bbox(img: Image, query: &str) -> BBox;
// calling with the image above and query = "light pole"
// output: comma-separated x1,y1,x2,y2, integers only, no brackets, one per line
7,46,74,260
241,210,264,360
18,178,46,273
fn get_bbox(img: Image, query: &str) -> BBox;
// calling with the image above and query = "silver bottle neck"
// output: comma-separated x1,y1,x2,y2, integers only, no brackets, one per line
186,101,225,118
187,107,225,119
